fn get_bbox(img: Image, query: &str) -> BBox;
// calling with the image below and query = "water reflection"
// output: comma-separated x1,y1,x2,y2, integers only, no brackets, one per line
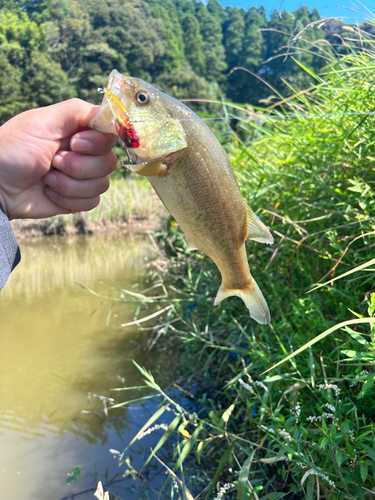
0,232,165,499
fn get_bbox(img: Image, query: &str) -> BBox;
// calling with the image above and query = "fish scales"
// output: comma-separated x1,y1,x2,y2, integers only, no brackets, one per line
90,70,273,324
148,125,250,288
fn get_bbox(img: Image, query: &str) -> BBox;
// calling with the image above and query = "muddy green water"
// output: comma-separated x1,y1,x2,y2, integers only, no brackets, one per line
0,232,166,500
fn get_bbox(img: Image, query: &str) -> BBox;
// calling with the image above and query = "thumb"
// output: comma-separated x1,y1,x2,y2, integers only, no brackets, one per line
49,98,100,139
19,98,99,143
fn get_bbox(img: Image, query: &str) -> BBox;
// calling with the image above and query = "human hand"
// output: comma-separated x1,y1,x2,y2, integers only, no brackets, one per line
0,98,118,220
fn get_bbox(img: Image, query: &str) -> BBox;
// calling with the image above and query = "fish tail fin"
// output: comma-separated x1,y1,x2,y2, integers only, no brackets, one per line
214,278,271,325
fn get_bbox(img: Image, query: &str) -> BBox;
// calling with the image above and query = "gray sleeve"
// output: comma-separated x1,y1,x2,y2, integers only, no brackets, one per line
0,202,21,291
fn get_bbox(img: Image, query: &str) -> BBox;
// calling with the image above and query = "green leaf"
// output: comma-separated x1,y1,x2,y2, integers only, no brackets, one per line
209,410,220,427
361,462,368,482
359,442,375,463
122,404,168,455
343,327,370,345
132,360,155,384
261,318,375,375
259,494,288,500
237,454,252,500
197,439,210,464
336,448,343,466
264,374,293,383
358,373,375,399
204,441,236,500
173,422,204,471
292,58,324,83
109,394,157,409
220,404,235,426
308,257,375,293
144,414,182,467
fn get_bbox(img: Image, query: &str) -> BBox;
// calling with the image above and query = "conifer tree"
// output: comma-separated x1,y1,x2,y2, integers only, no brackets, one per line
181,14,206,76
146,0,185,73
223,6,245,71
207,0,226,24
195,1,227,81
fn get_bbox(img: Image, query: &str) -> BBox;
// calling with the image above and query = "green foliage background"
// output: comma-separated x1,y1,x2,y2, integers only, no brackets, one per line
0,0,368,123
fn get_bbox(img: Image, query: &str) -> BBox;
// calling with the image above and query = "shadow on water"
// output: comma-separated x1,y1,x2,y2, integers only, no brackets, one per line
0,232,171,500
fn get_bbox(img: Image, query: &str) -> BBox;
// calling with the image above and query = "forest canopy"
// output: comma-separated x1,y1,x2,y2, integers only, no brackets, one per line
0,0,371,122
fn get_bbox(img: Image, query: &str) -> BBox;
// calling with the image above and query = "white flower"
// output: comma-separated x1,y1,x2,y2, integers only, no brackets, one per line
238,378,254,394
136,424,169,440
109,449,121,456
292,402,301,422
317,383,340,397
324,403,336,413
254,380,268,391
213,483,235,500
279,429,293,442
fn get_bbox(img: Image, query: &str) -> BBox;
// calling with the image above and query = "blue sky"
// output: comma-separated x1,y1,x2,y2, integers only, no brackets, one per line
218,0,375,22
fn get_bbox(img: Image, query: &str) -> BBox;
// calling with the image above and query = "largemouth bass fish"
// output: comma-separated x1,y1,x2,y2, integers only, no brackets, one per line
90,70,273,324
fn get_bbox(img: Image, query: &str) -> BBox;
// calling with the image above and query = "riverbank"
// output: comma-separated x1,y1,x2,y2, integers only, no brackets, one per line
11,176,166,239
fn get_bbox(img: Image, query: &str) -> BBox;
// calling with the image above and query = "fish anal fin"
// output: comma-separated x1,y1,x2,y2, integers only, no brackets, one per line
245,205,273,244
186,238,197,252
214,278,271,325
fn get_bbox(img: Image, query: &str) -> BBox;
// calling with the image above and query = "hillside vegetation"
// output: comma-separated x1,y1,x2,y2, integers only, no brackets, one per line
1,0,373,123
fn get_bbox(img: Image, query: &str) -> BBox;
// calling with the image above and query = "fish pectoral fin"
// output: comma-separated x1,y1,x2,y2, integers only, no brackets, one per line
245,205,273,244
129,162,167,177
148,120,187,158
185,238,197,252
214,278,271,325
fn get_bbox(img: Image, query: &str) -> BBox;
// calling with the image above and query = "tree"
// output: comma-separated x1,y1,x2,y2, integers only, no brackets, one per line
207,0,226,24
0,51,25,123
146,0,185,73
223,6,245,70
195,2,227,81
181,14,205,76
224,6,266,103
154,62,219,113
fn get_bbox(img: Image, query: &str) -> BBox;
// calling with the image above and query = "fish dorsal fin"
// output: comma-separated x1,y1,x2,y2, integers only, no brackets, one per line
245,205,273,244
186,238,197,252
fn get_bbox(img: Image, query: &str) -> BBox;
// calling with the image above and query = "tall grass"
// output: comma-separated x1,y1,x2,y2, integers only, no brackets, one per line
105,34,375,499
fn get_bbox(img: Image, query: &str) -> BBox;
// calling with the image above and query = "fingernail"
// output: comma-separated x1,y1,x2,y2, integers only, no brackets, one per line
71,138,92,153
46,187,57,200
53,153,65,170
45,172,57,189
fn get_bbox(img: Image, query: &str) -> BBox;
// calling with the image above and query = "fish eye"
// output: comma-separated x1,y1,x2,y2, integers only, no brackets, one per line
135,91,150,105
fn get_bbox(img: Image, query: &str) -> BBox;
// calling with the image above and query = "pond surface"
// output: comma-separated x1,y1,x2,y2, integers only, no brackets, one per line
0,232,168,500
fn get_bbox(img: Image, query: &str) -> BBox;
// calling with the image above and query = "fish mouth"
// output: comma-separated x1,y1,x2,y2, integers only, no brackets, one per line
106,69,134,108
89,70,135,136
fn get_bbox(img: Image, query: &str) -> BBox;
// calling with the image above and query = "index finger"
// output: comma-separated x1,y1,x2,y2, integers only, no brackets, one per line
70,130,118,155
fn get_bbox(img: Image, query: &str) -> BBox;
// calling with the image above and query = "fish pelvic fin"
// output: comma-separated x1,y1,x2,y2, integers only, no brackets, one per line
130,161,167,177
245,205,273,244
214,278,271,325
186,238,197,252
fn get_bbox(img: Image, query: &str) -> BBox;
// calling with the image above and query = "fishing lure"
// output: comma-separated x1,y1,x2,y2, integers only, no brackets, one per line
103,88,140,148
